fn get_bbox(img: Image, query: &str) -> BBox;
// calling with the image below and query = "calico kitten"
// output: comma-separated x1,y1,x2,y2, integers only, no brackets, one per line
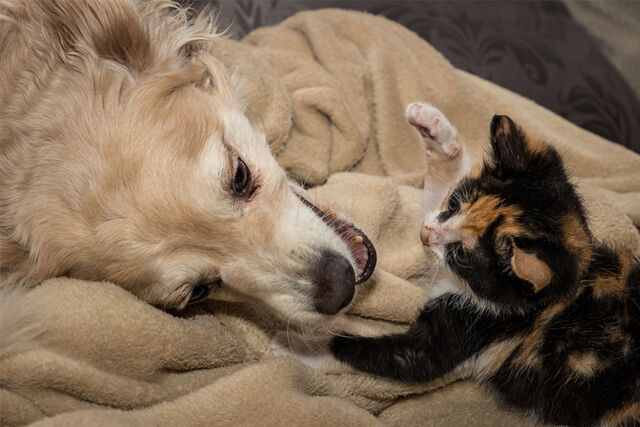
331,104,640,426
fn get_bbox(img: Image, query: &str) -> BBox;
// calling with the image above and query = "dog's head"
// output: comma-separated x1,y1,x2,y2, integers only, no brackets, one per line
0,0,375,323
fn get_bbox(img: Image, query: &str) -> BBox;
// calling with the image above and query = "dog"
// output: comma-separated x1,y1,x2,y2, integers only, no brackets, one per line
0,0,376,349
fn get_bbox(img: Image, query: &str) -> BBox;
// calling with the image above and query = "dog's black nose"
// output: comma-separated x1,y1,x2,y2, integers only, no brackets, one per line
313,252,356,315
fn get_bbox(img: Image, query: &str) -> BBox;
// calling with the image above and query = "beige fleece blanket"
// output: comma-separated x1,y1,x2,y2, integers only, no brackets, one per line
2,9,640,427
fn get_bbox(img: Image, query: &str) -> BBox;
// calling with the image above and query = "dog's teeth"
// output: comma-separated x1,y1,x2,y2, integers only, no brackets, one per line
352,235,363,244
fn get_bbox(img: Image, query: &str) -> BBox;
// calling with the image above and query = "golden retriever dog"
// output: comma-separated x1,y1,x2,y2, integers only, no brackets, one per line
0,0,376,338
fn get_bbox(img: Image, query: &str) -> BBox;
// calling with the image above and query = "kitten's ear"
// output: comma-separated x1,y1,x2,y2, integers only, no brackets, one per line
489,115,533,173
510,245,552,292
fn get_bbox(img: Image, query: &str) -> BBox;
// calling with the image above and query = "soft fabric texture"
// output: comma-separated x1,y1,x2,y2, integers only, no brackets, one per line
2,9,639,426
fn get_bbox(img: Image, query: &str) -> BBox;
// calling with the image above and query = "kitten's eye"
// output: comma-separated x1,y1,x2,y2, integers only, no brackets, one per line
450,242,468,265
188,283,210,304
438,197,460,222
448,196,460,211
454,243,465,259
232,158,251,196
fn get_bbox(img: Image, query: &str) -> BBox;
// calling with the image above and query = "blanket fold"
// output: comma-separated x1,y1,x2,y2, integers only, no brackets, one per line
2,8,639,426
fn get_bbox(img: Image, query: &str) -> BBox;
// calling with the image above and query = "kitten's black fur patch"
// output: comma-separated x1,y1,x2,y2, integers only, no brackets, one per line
331,115,640,426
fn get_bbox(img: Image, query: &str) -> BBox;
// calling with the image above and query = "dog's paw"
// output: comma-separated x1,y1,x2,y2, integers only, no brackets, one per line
406,102,459,158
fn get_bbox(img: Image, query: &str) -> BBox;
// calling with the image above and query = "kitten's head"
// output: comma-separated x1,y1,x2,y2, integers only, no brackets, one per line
423,115,593,309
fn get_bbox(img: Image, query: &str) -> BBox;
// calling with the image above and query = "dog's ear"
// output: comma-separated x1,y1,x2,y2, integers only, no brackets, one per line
81,2,151,73
41,0,152,72
40,0,224,92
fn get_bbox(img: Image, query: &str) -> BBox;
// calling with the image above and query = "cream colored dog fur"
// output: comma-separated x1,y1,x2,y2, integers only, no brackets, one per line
0,0,376,355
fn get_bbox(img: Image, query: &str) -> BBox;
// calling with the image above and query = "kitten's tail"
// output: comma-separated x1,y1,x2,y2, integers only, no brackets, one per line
0,286,47,358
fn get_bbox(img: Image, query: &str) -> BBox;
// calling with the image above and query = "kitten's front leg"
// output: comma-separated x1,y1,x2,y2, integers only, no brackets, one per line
406,102,469,214
331,294,494,383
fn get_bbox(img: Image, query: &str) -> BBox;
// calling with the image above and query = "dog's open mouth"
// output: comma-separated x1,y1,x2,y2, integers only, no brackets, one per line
296,194,376,284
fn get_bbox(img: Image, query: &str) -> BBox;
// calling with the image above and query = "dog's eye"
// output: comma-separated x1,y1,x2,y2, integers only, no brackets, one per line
188,283,210,304
232,157,251,196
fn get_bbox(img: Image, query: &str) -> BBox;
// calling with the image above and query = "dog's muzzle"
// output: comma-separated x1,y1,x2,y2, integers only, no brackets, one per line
296,193,377,314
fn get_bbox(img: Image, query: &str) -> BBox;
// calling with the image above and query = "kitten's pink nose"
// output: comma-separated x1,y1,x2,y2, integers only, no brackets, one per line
420,226,434,245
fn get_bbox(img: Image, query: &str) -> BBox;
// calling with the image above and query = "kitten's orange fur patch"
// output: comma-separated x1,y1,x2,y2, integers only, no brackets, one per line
494,118,547,156
591,275,629,299
589,254,632,299
458,195,521,244
560,215,592,274
523,135,548,156
514,301,567,367
602,401,640,426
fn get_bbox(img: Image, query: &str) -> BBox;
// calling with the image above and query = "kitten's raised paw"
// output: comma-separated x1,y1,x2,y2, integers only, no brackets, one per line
406,102,459,158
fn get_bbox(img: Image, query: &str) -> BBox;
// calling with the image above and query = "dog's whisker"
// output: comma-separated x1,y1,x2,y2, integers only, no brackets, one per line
299,322,319,354
301,171,312,189
319,325,352,339
285,315,294,353
343,150,367,173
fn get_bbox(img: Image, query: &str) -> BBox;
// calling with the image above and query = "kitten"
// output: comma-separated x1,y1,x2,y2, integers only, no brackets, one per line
331,103,640,426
